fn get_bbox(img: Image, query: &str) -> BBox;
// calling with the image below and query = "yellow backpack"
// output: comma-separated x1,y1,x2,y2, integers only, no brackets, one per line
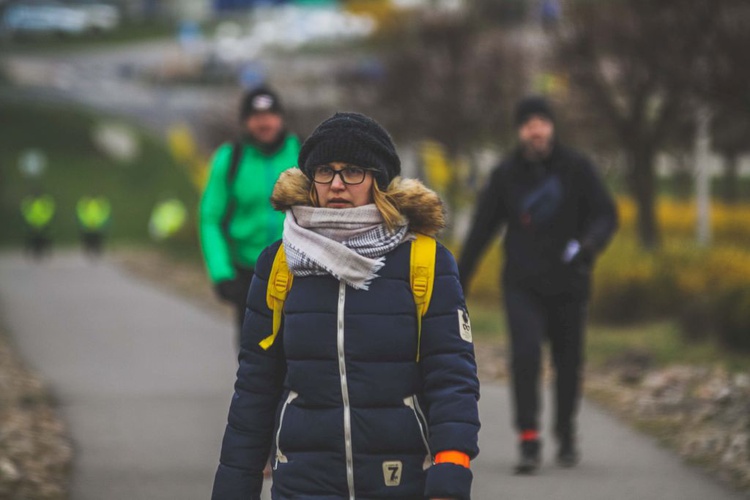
260,234,437,361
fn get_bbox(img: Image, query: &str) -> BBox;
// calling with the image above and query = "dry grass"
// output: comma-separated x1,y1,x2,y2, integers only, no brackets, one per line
0,328,72,499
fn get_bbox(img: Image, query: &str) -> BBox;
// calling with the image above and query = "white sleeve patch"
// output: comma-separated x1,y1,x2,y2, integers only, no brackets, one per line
457,308,472,343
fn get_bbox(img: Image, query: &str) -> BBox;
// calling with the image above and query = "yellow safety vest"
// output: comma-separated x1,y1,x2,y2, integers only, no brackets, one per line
76,197,111,230
21,195,55,229
149,199,187,240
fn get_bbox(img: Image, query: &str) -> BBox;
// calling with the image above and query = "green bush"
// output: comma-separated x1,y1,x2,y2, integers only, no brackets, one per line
676,295,714,342
591,237,750,352
713,286,750,352
590,239,685,323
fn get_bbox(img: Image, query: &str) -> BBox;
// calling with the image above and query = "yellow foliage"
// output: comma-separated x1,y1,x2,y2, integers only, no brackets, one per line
420,140,452,193
167,123,209,191
533,72,569,98
344,0,398,27
167,123,198,165
616,198,750,244
188,158,210,191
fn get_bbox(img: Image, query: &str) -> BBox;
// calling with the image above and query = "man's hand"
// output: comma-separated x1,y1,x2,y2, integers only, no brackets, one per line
562,239,594,269
214,278,244,303
570,241,594,268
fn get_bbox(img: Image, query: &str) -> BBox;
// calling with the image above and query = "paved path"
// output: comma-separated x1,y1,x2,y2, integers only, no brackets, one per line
0,252,246,500
0,252,746,500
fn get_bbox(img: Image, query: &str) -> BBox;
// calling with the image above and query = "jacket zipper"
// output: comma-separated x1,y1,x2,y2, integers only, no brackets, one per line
405,395,432,466
274,390,298,469
337,281,356,500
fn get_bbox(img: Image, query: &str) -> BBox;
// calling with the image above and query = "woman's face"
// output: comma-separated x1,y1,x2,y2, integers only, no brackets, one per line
313,162,375,208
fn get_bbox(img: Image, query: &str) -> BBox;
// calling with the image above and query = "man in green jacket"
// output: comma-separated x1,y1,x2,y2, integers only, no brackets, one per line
199,87,300,339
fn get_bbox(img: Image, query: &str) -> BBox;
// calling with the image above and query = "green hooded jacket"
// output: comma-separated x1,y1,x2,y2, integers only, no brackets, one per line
199,135,300,283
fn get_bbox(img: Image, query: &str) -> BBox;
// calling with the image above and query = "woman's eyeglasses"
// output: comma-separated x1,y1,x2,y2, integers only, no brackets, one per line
312,165,371,185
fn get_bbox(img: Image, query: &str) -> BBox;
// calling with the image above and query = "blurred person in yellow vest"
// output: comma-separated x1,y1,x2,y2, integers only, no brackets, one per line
76,196,111,258
21,193,55,260
149,198,188,241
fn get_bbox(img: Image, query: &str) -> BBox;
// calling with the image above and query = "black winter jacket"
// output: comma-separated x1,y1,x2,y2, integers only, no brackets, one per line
212,170,480,500
459,144,618,298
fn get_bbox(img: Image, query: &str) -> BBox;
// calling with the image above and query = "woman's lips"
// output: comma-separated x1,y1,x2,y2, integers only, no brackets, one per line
328,198,351,207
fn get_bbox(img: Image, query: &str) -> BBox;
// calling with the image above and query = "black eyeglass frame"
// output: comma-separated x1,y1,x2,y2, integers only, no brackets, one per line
311,165,375,185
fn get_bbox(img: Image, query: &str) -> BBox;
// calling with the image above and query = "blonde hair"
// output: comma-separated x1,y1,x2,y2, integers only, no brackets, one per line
308,175,405,231
308,182,319,207
373,181,405,231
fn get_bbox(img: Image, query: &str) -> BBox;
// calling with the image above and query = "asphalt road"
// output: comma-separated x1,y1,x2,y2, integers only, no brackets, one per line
0,252,746,500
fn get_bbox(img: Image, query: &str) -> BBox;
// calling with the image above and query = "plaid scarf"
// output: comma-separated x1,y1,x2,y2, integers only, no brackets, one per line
283,204,410,290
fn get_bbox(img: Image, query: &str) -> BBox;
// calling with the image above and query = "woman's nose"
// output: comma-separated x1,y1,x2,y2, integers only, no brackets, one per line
330,175,346,190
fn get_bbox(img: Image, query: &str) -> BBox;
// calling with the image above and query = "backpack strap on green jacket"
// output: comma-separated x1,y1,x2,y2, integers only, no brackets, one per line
220,141,244,234
259,244,293,350
411,233,437,362
227,140,244,185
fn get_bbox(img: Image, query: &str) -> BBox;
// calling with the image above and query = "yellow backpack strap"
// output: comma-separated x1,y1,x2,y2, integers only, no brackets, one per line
260,244,293,350
410,233,437,362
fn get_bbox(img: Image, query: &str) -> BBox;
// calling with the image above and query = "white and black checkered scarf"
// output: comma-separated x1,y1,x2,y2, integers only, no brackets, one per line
283,204,411,290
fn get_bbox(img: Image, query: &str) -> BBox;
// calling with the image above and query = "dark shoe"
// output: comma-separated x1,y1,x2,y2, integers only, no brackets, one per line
557,434,580,468
514,439,541,475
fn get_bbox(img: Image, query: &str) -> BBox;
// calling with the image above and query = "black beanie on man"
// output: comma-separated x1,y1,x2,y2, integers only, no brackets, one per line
298,112,401,190
515,95,555,127
239,86,282,121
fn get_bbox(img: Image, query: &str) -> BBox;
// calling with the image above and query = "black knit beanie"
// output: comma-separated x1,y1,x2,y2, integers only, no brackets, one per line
298,112,401,190
515,96,555,127
239,86,282,121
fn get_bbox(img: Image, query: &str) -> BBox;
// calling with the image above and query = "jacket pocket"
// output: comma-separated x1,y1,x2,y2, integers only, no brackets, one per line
274,390,298,469
404,395,432,469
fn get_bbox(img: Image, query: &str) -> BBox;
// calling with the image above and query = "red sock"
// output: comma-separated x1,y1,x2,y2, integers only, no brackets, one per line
520,430,539,442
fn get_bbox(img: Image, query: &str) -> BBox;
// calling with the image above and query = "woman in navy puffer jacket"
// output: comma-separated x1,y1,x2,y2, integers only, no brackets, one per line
212,113,480,500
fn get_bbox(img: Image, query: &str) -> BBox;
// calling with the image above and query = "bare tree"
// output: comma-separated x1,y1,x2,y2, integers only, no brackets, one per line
557,0,731,248
711,109,750,204
705,3,750,204
356,8,526,217
374,12,521,154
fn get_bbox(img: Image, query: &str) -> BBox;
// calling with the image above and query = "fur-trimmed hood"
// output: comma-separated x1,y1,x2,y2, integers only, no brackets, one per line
270,168,446,236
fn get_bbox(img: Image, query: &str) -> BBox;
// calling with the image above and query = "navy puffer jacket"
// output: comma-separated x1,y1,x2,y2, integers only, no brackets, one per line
212,170,480,500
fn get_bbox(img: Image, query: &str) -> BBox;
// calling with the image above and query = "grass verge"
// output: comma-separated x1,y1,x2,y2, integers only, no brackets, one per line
0,325,72,499
0,97,199,248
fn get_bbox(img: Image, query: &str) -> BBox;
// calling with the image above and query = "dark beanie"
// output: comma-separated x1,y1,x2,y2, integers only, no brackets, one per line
240,86,282,121
298,112,401,190
515,96,555,127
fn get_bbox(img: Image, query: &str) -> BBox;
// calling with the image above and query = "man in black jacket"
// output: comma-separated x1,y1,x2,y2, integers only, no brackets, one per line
458,96,618,474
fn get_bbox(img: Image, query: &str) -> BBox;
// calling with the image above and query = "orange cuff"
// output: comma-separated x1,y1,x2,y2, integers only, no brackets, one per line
434,451,470,469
